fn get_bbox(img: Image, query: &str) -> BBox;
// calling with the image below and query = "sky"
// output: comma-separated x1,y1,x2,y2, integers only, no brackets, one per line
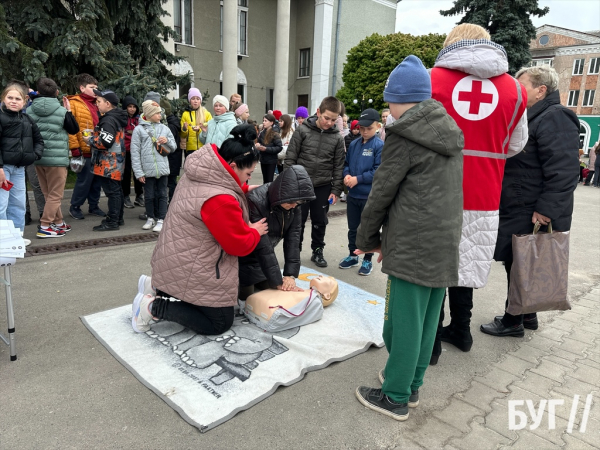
394,0,600,35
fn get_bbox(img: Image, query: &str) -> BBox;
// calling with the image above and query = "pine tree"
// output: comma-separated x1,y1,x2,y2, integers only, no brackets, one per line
440,0,549,74
0,0,189,99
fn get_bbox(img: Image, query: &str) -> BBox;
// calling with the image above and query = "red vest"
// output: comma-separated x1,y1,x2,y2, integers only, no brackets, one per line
431,68,527,211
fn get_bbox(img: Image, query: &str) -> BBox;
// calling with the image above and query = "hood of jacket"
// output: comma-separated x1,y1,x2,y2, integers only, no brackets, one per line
267,165,316,206
434,39,509,79
102,107,128,128
386,99,463,157
213,111,236,124
29,97,61,117
167,114,179,129
185,143,243,194
303,115,340,134
122,95,139,115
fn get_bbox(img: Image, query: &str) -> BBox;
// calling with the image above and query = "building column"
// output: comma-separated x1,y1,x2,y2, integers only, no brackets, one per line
274,0,291,113
222,0,238,99
310,0,334,114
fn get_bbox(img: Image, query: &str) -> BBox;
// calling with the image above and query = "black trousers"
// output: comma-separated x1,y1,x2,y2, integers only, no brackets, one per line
261,162,277,184
99,176,124,225
167,173,178,202
144,176,168,220
121,152,144,197
300,184,331,251
346,196,372,259
152,290,234,336
501,260,537,327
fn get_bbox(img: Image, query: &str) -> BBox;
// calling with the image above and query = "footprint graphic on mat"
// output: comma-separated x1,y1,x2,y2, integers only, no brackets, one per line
145,315,299,385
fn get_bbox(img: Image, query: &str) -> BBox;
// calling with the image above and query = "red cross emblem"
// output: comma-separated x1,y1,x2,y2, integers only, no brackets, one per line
452,75,499,121
458,80,494,115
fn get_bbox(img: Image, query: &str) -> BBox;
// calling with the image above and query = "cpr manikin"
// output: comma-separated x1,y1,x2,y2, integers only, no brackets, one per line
244,275,339,332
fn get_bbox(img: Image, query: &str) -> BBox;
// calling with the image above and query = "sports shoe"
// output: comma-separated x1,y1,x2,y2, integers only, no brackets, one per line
69,206,84,220
311,248,328,267
23,238,32,246
93,221,120,231
142,218,156,230
339,255,359,269
52,222,72,233
377,370,419,407
138,274,156,298
134,195,145,207
358,259,373,276
132,294,155,333
355,386,409,421
88,207,107,217
153,219,163,232
124,196,135,209
139,213,147,220
37,225,66,238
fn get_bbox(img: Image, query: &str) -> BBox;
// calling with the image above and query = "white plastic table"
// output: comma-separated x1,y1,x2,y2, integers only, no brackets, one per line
0,258,16,361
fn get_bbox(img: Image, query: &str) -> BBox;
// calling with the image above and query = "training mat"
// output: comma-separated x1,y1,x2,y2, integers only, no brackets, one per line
81,267,384,432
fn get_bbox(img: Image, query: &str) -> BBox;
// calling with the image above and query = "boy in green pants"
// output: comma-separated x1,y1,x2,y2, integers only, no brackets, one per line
355,55,464,421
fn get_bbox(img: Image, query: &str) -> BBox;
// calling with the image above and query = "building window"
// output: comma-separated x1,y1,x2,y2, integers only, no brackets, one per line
538,35,549,45
220,1,248,55
297,94,309,109
589,57,600,75
567,90,580,107
174,0,192,45
572,59,585,75
583,90,595,107
266,88,274,113
299,48,311,78
529,58,553,67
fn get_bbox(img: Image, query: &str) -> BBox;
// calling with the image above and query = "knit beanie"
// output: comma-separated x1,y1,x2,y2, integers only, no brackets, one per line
213,95,230,111
160,97,172,116
350,120,360,131
295,106,309,118
142,100,162,119
235,103,249,117
144,91,161,104
383,55,431,104
272,110,282,121
188,88,202,102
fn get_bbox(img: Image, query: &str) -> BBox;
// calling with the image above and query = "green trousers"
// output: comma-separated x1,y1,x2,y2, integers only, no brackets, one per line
381,275,445,403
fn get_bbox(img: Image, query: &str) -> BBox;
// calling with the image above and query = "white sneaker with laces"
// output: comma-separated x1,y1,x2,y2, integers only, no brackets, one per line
142,218,156,230
153,219,163,232
132,294,155,333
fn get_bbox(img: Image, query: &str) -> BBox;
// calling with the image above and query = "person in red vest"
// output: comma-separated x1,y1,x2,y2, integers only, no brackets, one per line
429,24,528,363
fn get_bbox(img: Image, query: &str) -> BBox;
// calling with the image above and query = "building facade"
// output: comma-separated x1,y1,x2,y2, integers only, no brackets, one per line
164,0,396,117
530,25,600,152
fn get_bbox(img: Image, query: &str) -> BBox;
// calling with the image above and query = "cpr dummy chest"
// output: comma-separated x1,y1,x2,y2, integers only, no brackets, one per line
244,288,324,332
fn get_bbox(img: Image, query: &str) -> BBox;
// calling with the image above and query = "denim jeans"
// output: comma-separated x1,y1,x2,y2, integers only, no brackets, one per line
71,157,102,210
346,196,372,259
144,176,168,220
98,176,124,225
0,164,27,231
152,290,234,335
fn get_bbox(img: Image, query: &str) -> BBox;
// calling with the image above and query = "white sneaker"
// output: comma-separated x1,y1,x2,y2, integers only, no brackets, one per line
138,274,156,298
23,238,31,246
152,219,163,232
142,218,156,230
132,294,155,333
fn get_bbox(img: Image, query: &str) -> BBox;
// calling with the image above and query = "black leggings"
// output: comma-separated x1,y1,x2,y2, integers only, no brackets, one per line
152,290,234,335
261,163,277,184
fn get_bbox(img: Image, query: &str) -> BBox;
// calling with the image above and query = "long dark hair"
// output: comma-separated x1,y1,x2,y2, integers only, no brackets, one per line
219,124,260,169
279,114,293,138
262,113,278,144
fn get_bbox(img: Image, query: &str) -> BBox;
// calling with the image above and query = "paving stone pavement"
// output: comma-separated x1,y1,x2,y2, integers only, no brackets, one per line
407,286,600,450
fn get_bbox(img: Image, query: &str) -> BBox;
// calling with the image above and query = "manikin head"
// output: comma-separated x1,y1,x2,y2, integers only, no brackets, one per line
309,275,339,307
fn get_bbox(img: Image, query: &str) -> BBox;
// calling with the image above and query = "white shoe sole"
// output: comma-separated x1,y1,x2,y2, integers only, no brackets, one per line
377,371,419,407
355,387,409,421
131,293,146,333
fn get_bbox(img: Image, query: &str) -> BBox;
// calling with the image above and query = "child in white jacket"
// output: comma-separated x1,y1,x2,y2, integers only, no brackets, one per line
131,100,176,232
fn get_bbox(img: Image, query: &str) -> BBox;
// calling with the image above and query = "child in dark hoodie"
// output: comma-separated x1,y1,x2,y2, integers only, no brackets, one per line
122,95,143,208
160,97,182,203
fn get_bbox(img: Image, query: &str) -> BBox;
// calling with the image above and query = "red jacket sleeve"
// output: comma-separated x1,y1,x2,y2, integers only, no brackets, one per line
201,195,260,257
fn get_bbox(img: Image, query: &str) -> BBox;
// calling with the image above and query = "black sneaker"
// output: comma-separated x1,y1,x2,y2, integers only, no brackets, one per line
139,213,147,220
93,221,120,231
69,206,85,220
89,207,107,217
124,196,135,209
134,195,145,207
355,386,409,421
377,371,419,407
311,248,328,267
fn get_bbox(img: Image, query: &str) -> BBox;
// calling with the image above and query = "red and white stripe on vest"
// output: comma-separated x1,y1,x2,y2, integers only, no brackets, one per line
431,68,527,211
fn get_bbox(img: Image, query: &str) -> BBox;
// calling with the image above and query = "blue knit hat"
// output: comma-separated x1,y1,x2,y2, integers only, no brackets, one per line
383,55,431,104
295,106,309,118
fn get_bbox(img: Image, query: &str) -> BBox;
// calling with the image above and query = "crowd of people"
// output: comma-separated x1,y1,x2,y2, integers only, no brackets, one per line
0,23,586,423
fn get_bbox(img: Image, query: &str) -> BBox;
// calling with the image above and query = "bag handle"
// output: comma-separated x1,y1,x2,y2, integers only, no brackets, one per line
533,220,553,234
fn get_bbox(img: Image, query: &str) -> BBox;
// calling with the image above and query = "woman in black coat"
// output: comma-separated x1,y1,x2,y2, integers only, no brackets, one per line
238,165,315,299
481,65,580,337
255,113,283,184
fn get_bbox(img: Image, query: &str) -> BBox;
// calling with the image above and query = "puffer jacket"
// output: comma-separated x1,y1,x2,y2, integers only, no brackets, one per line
151,144,251,307
203,111,237,147
130,116,175,179
239,165,316,288
180,107,213,151
67,95,97,157
494,90,580,262
90,108,128,181
283,115,345,196
257,128,283,164
0,105,44,167
26,97,69,167
356,99,464,288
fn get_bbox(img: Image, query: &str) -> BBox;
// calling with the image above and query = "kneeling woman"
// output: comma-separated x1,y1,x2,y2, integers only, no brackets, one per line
132,125,268,335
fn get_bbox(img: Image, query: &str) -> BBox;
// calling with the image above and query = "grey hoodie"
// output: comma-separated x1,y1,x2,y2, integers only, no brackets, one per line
130,116,176,179
356,99,465,288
